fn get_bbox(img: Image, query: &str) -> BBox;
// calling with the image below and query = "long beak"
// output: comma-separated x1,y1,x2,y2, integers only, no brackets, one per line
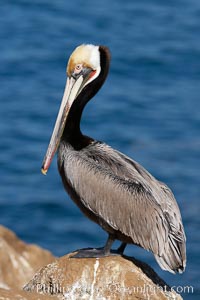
41,75,84,175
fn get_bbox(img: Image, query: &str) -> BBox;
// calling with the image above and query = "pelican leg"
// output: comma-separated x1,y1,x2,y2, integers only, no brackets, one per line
72,234,116,258
103,233,115,255
117,242,127,254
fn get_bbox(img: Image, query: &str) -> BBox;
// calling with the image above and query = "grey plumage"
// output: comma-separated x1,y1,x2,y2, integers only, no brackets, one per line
58,140,186,273
42,44,186,274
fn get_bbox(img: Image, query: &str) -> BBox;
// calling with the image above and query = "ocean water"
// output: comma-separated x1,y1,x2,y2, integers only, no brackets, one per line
0,0,199,298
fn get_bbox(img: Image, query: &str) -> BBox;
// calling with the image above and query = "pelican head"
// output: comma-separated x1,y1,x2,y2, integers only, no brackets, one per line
41,44,104,174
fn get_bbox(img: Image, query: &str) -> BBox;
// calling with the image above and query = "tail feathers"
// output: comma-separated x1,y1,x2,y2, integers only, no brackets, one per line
154,235,186,274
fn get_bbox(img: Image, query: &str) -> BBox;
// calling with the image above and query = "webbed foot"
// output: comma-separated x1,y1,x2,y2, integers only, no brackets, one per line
72,247,118,258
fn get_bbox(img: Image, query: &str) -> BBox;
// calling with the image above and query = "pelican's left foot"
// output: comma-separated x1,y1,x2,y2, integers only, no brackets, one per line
72,247,117,258
72,234,117,258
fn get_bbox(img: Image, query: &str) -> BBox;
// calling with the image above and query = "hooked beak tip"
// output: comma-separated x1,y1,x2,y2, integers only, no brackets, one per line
41,167,48,175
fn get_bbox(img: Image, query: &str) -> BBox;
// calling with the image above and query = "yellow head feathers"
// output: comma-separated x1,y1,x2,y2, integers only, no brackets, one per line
67,44,100,76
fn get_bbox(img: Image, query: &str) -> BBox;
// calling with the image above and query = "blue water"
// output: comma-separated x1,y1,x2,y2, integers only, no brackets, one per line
0,0,199,298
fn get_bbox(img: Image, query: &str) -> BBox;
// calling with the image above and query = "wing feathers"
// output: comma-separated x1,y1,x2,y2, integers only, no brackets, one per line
60,141,186,273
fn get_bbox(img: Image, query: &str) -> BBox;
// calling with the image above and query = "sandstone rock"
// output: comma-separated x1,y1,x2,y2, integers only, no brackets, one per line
0,225,183,300
0,287,58,300
0,225,54,290
24,251,183,300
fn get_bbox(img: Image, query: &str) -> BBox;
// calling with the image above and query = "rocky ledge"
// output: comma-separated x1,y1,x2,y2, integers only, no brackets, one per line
0,225,182,300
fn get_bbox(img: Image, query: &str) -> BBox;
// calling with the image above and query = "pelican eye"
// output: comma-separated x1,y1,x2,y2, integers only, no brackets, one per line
74,64,83,74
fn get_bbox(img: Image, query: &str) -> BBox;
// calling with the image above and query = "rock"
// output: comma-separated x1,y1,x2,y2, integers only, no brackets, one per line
0,287,58,300
24,252,183,300
0,225,54,289
0,225,183,300
0,225,56,299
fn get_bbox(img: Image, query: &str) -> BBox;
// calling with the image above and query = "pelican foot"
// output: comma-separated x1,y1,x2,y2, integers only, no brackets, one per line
72,247,119,258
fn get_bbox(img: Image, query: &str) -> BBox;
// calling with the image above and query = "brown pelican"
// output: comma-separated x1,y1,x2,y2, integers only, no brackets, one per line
41,44,186,273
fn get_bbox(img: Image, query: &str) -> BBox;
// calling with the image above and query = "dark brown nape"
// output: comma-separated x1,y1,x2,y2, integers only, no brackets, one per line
62,46,111,149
